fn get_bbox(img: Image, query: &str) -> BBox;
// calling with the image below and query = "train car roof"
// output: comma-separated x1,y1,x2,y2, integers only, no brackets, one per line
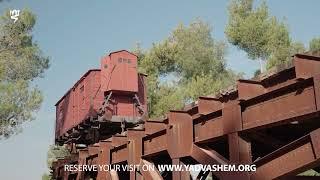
108,49,137,57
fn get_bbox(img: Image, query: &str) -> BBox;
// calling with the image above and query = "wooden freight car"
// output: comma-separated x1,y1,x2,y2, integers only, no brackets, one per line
55,50,147,144
55,69,104,140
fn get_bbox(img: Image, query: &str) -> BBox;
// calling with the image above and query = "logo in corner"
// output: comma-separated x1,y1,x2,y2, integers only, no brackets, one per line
10,9,20,23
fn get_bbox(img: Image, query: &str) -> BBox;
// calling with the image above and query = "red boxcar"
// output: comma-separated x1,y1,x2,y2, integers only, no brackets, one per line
55,50,148,140
55,69,103,139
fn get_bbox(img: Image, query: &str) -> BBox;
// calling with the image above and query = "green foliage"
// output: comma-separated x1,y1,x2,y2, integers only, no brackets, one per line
0,9,49,139
171,21,226,80
253,69,261,77
0,80,42,137
267,41,305,68
226,0,270,60
298,169,320,176
309,37,320,51
135,19,238,117
42,173,51,180
184,72,236,101
47,145,70,168
151,84,185,118
43,145,69,179
290,41,306,54
225,0,304,70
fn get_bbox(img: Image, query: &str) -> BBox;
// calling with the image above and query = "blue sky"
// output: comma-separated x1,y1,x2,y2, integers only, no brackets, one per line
0,0,319,179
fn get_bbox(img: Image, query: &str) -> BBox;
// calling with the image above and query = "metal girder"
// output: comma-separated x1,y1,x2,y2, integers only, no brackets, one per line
190,144,228,179
144,119,167,135
96,140,113,180
194,97,242,143
237,79,265,100
127,129,145,180
293,54,320,79
251,128,320,180
139,159,163,180
193,109,224,143
198,96,222,115
241,78,317,130
167,110,193,159
313,74,320,110
142,129,167,157
111,143,128,164
172,159,191,180
77,149,89,180
190,144,249,180
191,144,228,166
228,133,252,164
